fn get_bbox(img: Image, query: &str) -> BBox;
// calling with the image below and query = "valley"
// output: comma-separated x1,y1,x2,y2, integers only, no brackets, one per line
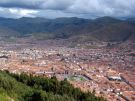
0,39,134,101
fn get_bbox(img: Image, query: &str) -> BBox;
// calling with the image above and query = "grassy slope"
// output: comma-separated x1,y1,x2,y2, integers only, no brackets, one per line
0,71,74,101
0,71,106,101
0,93,9,101
0,71,33,101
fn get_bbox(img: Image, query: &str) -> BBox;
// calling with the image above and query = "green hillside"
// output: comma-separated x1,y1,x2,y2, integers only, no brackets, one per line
0,71,106,101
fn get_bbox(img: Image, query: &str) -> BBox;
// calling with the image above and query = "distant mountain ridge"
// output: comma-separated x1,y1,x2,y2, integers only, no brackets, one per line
0,16,135,42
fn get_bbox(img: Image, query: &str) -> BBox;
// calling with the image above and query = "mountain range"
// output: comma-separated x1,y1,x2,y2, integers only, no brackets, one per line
0,16,135,42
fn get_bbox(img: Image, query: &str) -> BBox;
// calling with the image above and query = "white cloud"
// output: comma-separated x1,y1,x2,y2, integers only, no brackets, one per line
0,7,38,18
66,0,135,17
0,0,135,18
18,9,38,17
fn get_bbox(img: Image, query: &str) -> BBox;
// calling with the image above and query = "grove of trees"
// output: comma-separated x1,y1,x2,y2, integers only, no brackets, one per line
0,70,107,101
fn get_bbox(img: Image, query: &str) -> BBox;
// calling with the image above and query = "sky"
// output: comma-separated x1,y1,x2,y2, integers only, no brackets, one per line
0,0,135,19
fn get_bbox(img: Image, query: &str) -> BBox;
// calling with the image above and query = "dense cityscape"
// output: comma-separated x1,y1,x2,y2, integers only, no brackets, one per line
0,39,134,101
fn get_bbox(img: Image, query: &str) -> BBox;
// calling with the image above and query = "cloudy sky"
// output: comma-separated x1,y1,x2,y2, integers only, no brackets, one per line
0,0,135,19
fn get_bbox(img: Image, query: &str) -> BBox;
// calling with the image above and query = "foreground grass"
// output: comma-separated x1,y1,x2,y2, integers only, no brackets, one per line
0,93,9,101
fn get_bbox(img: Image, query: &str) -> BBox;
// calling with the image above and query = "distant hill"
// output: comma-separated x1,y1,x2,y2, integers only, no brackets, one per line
88,22,135,42
126,18,135,22
0,16,135,42
0,26,20,41
126,18,135,26
0,26,20,37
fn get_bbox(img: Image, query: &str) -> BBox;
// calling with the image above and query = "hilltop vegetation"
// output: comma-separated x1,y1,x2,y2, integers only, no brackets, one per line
0,70,106,101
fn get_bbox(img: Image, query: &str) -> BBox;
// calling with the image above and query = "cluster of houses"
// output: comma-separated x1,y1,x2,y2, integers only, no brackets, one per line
0,44,134,101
